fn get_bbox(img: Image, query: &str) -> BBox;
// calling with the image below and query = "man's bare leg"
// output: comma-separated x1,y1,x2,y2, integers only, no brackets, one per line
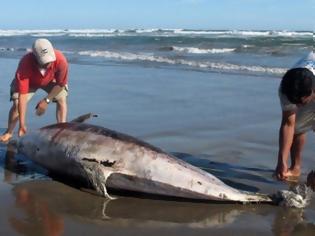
0,100,19,142
56,97,67,123
287,132,306,177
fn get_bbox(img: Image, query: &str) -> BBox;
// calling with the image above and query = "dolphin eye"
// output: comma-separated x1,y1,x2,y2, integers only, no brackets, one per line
36,147,40,152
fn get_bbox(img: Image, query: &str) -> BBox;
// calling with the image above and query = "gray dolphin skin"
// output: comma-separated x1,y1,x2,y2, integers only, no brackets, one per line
17,114,273,203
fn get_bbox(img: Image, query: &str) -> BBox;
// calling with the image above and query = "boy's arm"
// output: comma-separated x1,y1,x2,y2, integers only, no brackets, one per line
276,110,296,179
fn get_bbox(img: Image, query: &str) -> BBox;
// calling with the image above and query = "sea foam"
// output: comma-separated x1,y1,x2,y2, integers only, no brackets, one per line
172,47,236,54
78,50,286,75
0,29,311,38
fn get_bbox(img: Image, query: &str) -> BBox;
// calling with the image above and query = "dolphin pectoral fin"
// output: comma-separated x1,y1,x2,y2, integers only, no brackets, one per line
101,184,115,200
70,113,98,123
91,168,116,199
81,162,116,199
101,170,117,200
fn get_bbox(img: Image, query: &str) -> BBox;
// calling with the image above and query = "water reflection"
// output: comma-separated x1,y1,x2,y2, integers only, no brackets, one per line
10,186,64,236
9,180,315,236
12,181,263,227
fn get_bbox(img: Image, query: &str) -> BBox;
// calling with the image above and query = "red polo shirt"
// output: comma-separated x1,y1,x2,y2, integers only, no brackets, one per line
15,49,68,94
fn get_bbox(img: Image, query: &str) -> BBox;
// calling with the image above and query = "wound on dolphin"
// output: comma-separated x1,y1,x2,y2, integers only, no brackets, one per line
82,158,116,167
100,160,116,167
82,158,98,163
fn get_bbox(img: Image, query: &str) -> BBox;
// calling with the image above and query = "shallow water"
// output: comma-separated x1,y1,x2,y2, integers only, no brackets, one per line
0,58,315,235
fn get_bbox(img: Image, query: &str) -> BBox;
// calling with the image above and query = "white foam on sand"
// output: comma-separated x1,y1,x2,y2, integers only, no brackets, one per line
276,184,313,208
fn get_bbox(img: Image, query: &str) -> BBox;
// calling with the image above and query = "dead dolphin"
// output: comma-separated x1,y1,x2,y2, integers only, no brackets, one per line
17,114,273,203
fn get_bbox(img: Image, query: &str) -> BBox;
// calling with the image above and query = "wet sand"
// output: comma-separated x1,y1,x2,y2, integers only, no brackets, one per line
0,58,315,235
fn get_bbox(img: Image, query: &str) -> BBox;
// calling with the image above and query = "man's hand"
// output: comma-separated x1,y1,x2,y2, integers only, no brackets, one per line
35,99,48,116
18,126,27,137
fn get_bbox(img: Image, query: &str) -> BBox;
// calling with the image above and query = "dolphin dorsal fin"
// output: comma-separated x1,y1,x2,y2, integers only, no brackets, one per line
70,113,98,123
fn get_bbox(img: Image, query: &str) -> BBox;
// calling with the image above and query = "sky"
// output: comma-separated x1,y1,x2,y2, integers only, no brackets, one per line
0,0,314,31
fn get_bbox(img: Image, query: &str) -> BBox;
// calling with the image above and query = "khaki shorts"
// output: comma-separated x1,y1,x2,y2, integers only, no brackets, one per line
295,101,315,134
10,80,68,103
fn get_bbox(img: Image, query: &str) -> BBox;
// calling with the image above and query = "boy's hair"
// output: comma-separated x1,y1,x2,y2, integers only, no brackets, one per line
281,68,315,104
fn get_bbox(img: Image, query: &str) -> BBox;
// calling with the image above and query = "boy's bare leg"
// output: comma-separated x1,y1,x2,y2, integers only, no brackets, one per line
0,100,19,142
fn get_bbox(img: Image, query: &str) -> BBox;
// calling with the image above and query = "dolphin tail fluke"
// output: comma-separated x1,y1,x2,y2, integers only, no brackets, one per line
71,113,98,123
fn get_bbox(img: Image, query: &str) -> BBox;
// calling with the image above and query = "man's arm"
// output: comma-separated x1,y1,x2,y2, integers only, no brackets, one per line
46,84,64,101
18,93,28,137
35,85,64,116
276,110,296,179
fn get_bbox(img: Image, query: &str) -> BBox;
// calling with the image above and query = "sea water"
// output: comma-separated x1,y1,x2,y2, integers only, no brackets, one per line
0,29,312,78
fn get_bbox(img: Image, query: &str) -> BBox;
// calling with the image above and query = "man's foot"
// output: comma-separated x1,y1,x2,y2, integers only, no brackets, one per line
274,168,301,181
278,168,301,183
0,133,13,143
287,167,301,177
274,164,289,180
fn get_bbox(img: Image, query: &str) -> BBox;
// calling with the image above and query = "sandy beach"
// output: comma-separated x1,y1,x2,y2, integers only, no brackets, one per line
1,56,315,235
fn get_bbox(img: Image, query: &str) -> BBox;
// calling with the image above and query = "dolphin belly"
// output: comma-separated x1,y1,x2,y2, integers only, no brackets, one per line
106,173,222,200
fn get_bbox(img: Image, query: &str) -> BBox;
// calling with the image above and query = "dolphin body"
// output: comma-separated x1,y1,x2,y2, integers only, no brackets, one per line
17,114,272,203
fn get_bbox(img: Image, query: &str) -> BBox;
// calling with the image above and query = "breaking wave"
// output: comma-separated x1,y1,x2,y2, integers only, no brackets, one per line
78,50,286,75
0,29,312,38
172,47,236,54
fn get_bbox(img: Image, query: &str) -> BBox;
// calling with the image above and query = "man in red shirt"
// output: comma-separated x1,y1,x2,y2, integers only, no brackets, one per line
0,38,69,142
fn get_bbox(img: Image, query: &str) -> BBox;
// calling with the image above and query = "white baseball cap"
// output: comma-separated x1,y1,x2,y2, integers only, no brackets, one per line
32,38,56,65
